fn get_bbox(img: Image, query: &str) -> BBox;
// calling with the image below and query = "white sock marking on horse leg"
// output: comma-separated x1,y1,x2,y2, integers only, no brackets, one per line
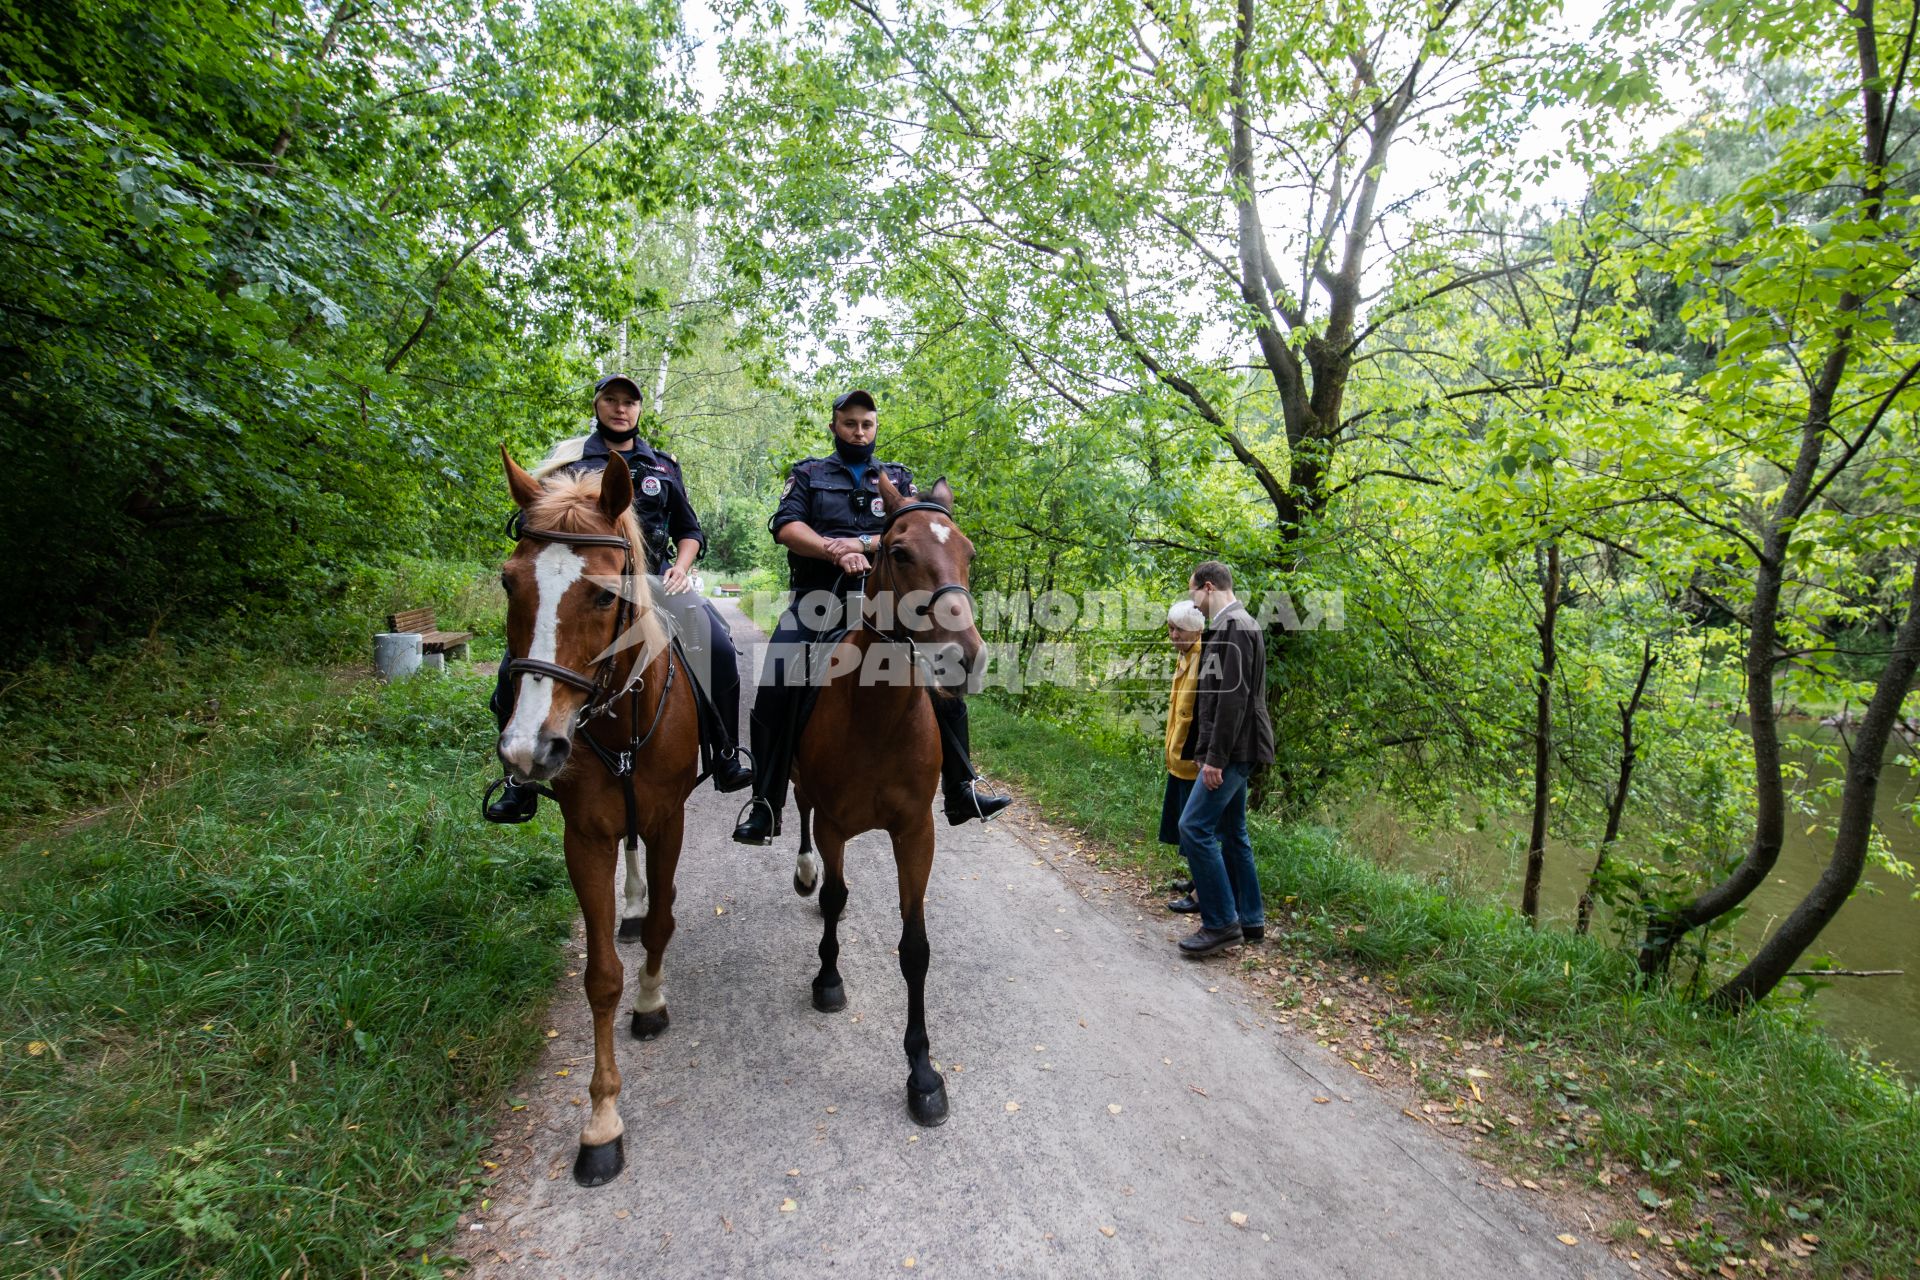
621,839,648,920
501,543,585,770
928,520,951,544
581,1096,624,1146
795,849,822,891
632,961,666,1014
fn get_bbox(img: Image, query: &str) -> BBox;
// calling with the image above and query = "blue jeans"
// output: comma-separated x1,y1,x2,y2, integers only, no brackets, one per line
1178,762,1263,932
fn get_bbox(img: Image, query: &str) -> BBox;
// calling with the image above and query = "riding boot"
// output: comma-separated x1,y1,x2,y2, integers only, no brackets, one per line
731,682,799,845
702,614,753,793
484,658,540,824
933,695,1011,825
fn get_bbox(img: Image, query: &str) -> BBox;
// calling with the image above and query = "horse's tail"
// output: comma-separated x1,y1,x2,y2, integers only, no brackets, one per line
530,433,590,481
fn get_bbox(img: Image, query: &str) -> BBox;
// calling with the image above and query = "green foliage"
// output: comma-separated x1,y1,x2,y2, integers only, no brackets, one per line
0,659,572,1278
0,0,689,650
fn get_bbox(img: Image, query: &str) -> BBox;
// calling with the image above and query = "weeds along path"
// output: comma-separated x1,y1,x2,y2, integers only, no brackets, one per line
455,602,1626,1279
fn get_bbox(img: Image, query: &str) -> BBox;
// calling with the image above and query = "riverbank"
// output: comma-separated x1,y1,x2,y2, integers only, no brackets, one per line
970,699,1920,1277
2,650,570,1278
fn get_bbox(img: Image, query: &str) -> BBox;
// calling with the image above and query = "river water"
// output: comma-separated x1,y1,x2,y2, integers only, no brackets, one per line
1354,734,1919,1075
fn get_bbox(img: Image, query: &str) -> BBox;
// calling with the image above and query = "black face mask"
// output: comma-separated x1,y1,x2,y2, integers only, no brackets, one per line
596,419,639,445
833,436,875,465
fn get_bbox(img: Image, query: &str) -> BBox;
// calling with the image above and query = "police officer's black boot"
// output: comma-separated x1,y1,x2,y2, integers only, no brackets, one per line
483,661,540,823
932,695,1010,826
731,686,797,845
705,641,754,794
485,780,541,824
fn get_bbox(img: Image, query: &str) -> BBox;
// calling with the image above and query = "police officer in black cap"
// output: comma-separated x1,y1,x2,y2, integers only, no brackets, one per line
485,373,753,823
730,388,1010,845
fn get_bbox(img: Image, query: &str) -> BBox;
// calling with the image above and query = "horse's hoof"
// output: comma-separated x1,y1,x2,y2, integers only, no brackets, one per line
793,872,817,898
630,1008,669,1040
572,1134,624,1187
617,916,644,942
812,981,846,1013
907,1078,949,1127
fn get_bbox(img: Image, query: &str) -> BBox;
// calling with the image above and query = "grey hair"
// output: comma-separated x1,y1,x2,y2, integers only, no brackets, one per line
1166,600,1207,631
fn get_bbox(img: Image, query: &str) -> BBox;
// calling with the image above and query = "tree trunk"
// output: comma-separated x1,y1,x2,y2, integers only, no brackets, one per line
1578,641,1657,935
1522,541,1561,925
1640,0,1893,975
1710,556,1920,1007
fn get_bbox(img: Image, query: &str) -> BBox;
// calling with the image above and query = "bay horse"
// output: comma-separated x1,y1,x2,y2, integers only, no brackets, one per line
495,446,701,1186
787,473,982,1126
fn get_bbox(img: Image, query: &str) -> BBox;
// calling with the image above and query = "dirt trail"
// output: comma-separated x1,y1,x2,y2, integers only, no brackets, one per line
455,601,1625,1279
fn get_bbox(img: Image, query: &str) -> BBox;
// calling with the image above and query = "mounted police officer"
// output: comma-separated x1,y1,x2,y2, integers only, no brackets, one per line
730,388,1010,845
485,373,753,824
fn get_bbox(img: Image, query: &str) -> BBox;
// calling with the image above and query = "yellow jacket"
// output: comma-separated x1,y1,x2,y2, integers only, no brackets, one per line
1163,640,1202,781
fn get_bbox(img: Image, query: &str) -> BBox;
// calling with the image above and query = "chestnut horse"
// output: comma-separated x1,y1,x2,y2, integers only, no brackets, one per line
787,473,982,1126
496,446,701,1186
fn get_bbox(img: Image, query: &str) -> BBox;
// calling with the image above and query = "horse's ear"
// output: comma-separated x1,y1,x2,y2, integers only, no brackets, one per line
502,444,541,509
877,468,907,513
929,476,954,513
598,455,633,524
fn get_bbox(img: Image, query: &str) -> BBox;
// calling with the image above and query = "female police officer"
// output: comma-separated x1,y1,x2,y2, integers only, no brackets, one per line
730,388,1009,844
484,374,753,823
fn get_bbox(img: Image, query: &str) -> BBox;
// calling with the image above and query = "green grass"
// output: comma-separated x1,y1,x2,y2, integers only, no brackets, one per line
972,697,1920,1277
1,653,571,1279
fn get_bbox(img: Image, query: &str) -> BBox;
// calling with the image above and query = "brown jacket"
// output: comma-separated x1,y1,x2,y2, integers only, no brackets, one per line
1181,601,1276,769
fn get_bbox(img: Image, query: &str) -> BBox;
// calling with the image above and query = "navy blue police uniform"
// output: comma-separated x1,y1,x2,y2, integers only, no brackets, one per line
733,450,995,841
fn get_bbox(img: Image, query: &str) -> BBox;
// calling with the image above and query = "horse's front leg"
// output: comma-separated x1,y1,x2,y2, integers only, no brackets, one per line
811,822,849,1012
891,813,946,1126
630,807,682,1041
563,825,626,1185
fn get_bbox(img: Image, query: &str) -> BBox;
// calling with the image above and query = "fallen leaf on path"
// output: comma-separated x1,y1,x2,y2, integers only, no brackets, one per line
1189,1085,1209,1097
825,1106,838,1114
1229,1212,1248,1228
903,1257,915,1269
545,1029,559,1039
787,1168,799,1176
1098,1226,1116,1238
1005,1101,1021,1113
615,1210,629,1220
1556,1234,1578,1246
1107,1104,1123,1115
779,1198,797,1213
715,906,725,916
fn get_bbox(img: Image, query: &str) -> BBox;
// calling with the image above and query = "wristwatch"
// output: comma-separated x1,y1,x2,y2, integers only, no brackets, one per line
858,534,873,554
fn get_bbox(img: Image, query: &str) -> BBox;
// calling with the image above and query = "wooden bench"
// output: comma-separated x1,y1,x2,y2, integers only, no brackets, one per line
717,583,743,597
387,608,471,661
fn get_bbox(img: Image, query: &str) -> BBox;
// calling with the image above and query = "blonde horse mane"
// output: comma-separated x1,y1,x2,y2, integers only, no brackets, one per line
531,433,590,480
523,467,668,683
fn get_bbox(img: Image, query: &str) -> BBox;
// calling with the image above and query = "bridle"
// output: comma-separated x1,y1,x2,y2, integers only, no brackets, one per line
506,518,644,719
491,511,677,849
856,500,976,659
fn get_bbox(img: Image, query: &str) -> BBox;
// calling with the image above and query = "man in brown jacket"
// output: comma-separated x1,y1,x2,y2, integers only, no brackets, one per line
1175,561,1276,956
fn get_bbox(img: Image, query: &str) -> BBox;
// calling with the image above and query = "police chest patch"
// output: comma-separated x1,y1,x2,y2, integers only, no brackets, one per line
640,475,663,497
870,497,885,517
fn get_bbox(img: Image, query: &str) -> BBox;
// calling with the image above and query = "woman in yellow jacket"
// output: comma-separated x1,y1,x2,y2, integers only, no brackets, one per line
1160,599,1208,911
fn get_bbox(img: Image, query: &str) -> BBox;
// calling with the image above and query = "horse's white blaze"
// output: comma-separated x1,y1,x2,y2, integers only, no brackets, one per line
795,848,822,891
581,1097,624,1146
621,839,647,919
928,520,951,544
632,961,666,1014
500,542,585,771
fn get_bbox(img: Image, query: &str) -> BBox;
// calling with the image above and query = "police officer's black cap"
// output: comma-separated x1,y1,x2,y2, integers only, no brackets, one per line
594,373,645,399
831,388,876,413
